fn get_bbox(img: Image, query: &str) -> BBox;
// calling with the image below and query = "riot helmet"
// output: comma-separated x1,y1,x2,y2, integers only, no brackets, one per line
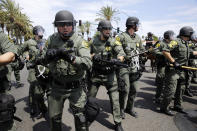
54,10,76,27
179,26,194,38
97,20,112,31
126,17,139,31
147,32,153,37
33,25,45,39
97,20,112,39
164,30,175,41
54,10,76,38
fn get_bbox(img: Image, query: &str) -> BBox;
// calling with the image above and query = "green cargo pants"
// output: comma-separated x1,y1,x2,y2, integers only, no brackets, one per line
119,68,138,112
88,72,122,124
48,80,87,131
161,67,187,110
155,66,165,99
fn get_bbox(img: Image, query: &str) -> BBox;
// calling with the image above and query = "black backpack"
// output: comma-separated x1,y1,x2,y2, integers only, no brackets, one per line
0,93,21,124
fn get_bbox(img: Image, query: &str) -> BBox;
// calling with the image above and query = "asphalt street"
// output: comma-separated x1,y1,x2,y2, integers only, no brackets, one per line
9,62,197,131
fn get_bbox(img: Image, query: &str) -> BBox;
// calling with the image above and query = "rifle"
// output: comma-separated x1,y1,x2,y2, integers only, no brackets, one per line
126,47,158,58
94,58,128,68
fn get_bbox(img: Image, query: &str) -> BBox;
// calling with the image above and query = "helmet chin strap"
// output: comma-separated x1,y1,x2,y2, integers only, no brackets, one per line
58,28,74,39
61,31,74,38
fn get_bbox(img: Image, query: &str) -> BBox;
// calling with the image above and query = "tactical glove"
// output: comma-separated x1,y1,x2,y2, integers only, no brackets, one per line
46,49,58,59
18,59,25,70
173,61,181,69
92,54,102,62
57,48,76,63
26,62,36,69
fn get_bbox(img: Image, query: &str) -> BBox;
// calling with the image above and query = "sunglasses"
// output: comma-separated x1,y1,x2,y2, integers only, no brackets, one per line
58,22,73,27
102,27,112,30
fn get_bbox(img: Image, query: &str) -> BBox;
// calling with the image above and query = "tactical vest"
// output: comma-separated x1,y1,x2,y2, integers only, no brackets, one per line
120,32,141,73
91,36,115,75
48,33,85,80
170,38,190,65
0,93,16,124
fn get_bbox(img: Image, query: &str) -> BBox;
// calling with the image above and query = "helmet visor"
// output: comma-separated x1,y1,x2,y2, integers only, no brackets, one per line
36,28,44,36
57,22,73,27
102,27,112,30
170,33,176,41
191,32,197,41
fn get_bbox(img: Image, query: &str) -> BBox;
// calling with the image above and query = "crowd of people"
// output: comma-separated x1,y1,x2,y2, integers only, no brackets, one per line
0,9,197,131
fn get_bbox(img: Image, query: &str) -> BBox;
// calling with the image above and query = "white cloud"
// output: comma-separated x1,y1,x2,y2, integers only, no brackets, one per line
139,19,197,37
14,0,197,39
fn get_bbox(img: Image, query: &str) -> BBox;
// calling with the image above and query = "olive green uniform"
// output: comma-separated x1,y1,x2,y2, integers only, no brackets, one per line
88,35,125,124
0,32,17,93
0,32,17,130
161,38,193,110
20,38,46,114
189,42,197,83
117,32,144,112
154,40,168,100
13,45,21,84
45,32,92,131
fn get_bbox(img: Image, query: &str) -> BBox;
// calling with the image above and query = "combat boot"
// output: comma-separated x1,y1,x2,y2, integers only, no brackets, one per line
115,123,124,131
184,88,193,97
160,108,174,116
30,105,37,116
125,109,138,118
171,106,187,114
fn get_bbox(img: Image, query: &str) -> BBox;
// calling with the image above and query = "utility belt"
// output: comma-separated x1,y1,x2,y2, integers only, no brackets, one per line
53,78,85,89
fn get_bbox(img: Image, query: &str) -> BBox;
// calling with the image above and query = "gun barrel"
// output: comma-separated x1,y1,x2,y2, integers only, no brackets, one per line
101,59,128,68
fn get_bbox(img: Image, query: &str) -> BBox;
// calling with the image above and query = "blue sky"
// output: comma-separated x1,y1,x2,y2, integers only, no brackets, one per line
15,0,197,39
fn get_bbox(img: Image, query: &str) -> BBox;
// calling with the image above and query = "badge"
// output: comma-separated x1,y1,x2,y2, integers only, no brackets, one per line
105,46,111,51
82,41,89,48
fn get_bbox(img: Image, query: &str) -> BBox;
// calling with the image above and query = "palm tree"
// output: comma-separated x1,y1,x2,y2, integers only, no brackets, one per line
95,5,120,23
0,0,32,43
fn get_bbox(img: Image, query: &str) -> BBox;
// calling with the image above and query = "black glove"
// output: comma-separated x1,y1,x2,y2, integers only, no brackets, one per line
18,59,25,70
57,48,76,63
173,61,181,69
46,49,58,59
93,54,101,62
26,62,36,69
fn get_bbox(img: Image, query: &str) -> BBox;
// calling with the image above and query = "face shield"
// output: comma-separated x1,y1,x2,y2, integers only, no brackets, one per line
169,33,176,41
36,28,44,37
37,39,45,51
191,32,197,42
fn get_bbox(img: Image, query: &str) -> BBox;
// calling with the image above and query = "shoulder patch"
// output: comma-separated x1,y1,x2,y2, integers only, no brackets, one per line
188,43,193,47
115,36,122,46
169,40,178,48
136,43,139,47
116,36,120,42
82,41,89,48
156,43,160,48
